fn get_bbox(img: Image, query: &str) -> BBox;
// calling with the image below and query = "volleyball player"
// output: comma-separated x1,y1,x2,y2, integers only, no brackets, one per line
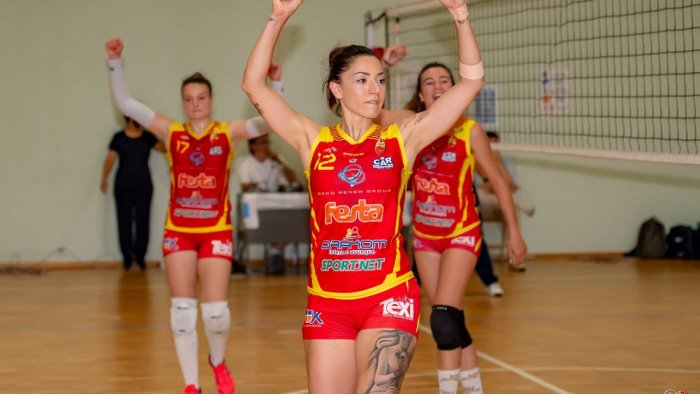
241,0,486,392
105,38,281,394
377,59,527,392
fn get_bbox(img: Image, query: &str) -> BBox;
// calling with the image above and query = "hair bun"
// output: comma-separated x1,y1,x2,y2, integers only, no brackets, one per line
328,46,346,66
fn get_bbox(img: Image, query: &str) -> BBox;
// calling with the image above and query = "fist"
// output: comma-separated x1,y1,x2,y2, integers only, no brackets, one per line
105,38,123,59
438,0,466,10
383,44,408,67
268,61,282,81
271,0,303,21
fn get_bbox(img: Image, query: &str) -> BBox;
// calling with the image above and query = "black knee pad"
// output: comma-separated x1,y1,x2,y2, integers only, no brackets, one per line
458,309,472,348
430,305,463,350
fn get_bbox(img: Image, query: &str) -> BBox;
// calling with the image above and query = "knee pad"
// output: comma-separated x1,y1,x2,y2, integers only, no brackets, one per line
430,305,464,350
458,309,472,348
170,297,197,338
201,301,231,335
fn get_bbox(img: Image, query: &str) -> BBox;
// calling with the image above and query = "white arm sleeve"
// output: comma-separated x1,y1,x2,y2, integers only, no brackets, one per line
108,59,156,128
245,116,272,138
270,80,285,97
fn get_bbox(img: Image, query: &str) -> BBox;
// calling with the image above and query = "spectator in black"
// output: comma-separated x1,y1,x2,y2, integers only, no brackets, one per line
100,116,164,270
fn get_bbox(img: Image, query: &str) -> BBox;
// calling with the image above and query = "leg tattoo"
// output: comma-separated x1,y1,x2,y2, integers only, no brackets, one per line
363,329,417,393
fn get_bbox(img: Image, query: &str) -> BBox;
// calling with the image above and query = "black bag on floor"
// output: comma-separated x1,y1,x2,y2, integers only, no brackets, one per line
666,225,700,259
627,217,666,258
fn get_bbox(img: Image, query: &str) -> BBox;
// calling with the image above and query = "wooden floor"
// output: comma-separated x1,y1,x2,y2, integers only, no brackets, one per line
1,257,699,394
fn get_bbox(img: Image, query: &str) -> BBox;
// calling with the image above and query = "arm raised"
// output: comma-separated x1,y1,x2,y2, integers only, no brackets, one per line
105,38,173,141
402,0,485,156
241,0,318,158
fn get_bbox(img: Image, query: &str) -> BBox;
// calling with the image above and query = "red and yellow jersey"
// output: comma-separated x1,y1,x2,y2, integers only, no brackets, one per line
305,123,413,300
164,121,235,233
412,116,480,239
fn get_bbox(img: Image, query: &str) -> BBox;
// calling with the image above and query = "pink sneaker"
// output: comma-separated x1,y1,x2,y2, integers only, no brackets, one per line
183,384,201,394
209,357,235,394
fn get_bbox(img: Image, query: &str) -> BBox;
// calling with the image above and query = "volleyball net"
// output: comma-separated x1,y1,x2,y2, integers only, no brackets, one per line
365,0,700,164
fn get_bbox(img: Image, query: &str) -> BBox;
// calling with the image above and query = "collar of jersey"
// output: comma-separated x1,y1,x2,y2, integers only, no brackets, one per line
334,123,378,144
185,121,219,140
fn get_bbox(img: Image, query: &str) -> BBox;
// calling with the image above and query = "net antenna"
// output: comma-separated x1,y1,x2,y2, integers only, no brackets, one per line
366,0,700,165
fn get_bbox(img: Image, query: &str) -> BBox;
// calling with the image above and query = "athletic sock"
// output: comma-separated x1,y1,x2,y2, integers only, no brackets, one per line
171,297,199,387
460,367,482,393
201,301,231,366
438,368,460,394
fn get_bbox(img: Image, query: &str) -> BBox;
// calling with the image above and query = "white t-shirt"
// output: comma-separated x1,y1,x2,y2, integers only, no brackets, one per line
237,155,290,192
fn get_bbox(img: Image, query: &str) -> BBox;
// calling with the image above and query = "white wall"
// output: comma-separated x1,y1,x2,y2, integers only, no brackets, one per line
0,0,698,264
486,153,700,255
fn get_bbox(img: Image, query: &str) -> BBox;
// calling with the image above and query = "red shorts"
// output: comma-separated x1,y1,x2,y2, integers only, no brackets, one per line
162,229,233,259
412,225,482,256
302,279,421,340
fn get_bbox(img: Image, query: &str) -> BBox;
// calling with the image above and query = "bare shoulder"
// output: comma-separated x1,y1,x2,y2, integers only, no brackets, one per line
376,108,415,128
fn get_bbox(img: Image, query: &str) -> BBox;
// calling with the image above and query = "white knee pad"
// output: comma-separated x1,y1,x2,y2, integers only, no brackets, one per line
201,301,231,335
171,297,198,338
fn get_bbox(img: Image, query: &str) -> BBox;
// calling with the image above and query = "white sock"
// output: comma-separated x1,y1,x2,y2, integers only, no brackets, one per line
438,369,460,394
201,301,231,366
170,297,199,387
460,367,483,393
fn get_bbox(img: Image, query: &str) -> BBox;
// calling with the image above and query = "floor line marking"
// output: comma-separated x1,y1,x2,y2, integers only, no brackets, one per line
419,323,573,394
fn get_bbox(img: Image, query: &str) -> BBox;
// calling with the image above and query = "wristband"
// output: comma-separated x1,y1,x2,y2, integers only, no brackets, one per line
270,80,285,96
245,116,270,138
459,61,484,80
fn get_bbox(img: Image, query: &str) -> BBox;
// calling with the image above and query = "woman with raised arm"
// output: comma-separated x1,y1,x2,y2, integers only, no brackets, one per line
378,58,528,392
242,0,485,392
105,38,282,394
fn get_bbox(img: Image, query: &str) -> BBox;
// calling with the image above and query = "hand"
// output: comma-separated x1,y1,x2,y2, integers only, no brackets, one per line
100,179,108,194
507,232,527,268
268,61,282,81
105,38,123,59
271,0,303,22
382,44,408,68
438,0,467,11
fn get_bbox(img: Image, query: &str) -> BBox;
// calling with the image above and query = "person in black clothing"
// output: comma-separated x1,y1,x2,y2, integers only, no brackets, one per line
101,116,164,270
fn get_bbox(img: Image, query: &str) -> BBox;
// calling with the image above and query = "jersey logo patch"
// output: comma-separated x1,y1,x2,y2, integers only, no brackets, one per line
380,296,415,320
324,199,384,224
189,151,205,166
337,164,366,187
304,309,324,326
372,157,393,169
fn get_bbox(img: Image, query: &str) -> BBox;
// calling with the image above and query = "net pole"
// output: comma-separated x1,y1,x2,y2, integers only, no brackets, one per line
364,11,375,47
392,17,402,110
